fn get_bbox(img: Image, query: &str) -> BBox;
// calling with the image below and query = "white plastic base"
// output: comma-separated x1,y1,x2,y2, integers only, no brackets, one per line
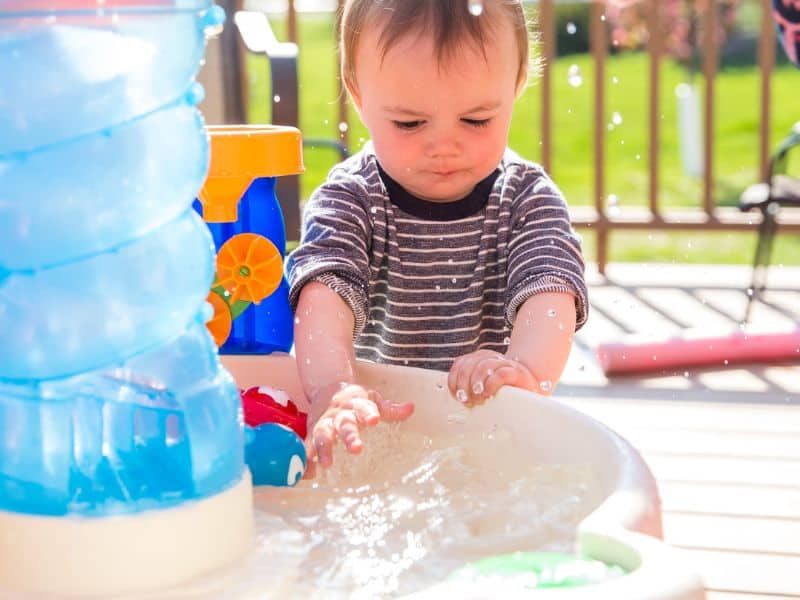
0,472,254,597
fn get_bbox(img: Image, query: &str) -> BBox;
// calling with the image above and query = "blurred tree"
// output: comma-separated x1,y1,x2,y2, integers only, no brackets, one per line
605,0,742,77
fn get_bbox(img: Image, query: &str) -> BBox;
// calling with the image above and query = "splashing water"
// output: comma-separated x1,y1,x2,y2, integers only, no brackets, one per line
244,424,596,598
468,0,483,16
567,64,583,87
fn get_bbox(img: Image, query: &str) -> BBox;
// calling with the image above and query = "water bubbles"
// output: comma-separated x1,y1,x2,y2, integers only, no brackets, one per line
566,22,577,35
606,194,620,216
338,122,349,133
539,380,553,393
451,278,457,284
371,206,378,214
273,94,281,103
456,389,469,403
467,0,483,16
611,112,623,126
567,64,583,87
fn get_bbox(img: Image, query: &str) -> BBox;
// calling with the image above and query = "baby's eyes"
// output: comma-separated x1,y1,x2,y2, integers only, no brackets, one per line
391,118,492,130
462,118,491,128
392,120,424,130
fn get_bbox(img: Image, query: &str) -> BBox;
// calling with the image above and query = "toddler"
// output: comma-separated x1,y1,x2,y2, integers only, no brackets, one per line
287,0,588,473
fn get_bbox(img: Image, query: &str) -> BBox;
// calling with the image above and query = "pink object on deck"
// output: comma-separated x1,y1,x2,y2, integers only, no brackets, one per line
596,328,800,376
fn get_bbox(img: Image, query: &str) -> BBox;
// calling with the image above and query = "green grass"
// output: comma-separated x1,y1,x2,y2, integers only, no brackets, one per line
246,13,800,266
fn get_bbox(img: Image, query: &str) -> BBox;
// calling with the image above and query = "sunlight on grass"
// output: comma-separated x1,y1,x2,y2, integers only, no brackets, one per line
245,13,800,266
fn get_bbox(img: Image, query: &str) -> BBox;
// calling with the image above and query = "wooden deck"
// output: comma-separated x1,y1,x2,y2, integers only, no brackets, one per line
559,263,800,599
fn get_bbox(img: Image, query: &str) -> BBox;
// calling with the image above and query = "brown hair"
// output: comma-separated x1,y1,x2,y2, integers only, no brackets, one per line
338,0,533,96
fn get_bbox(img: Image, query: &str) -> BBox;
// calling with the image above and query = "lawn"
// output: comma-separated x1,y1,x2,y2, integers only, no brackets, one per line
246,12,800,266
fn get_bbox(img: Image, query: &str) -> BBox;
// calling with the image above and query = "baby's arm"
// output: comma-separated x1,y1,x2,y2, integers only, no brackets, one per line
294,282,414,473
448,292,576,405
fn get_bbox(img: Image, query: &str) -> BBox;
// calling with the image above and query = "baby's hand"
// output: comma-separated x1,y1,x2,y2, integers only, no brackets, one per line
448,350,539,407
305,383,414,477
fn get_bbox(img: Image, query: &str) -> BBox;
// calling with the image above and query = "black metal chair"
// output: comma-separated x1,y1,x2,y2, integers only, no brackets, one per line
738,122,800,322
234,10,350,242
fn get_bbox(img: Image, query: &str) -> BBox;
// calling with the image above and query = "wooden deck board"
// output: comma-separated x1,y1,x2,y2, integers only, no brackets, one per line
562,263,800,598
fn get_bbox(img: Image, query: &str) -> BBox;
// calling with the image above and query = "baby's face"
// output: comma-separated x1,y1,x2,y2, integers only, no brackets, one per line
352,21,520,203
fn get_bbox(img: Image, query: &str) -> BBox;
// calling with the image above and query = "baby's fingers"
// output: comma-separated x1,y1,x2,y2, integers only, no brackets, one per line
371,390,415,422
312,416,336,468
484,363,537,398
303,442,317,479
334,409,364,454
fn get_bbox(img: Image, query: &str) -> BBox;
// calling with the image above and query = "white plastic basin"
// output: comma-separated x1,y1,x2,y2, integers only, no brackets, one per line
223,354,706,600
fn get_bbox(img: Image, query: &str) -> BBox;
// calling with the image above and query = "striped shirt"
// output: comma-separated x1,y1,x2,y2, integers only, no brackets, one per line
287,145,588,371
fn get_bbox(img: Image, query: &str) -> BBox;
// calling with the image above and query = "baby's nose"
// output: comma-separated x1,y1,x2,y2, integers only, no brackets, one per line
425,134,460,158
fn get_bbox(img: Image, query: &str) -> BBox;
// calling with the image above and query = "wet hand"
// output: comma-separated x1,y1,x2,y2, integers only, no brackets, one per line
304,383,414,478
448,350,539,407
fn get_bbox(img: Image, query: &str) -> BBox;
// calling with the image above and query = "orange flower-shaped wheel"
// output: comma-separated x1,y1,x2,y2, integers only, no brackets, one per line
206,291,233,347
216,233,283,304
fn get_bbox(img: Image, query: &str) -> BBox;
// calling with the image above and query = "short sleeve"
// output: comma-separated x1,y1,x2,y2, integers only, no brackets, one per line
505,169,589,330
286,170,373,338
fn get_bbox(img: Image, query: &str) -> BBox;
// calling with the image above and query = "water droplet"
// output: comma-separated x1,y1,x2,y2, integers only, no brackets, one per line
467,0,483,16
456,389,469,403
566,21,577,35
612,76,619,84
567,64,583,87
451,277,457,284
294,316,300,324
503,337,511,345
724,359,729,365
683,371,689,377
338,121,349,133
539,380,553,393
636,154,641,160
472,381,484,395
305,358,311,365
273,94,281,103
435,284,441,290
611,111,623,125
547,308,557,317
370,206,378,214
435,383,444,391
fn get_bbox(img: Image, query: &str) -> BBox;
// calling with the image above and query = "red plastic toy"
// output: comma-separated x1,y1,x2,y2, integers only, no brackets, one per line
240,385,308,440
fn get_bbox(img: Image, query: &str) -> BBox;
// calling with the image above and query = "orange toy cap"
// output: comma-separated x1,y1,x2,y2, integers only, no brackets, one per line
198,125,304,223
